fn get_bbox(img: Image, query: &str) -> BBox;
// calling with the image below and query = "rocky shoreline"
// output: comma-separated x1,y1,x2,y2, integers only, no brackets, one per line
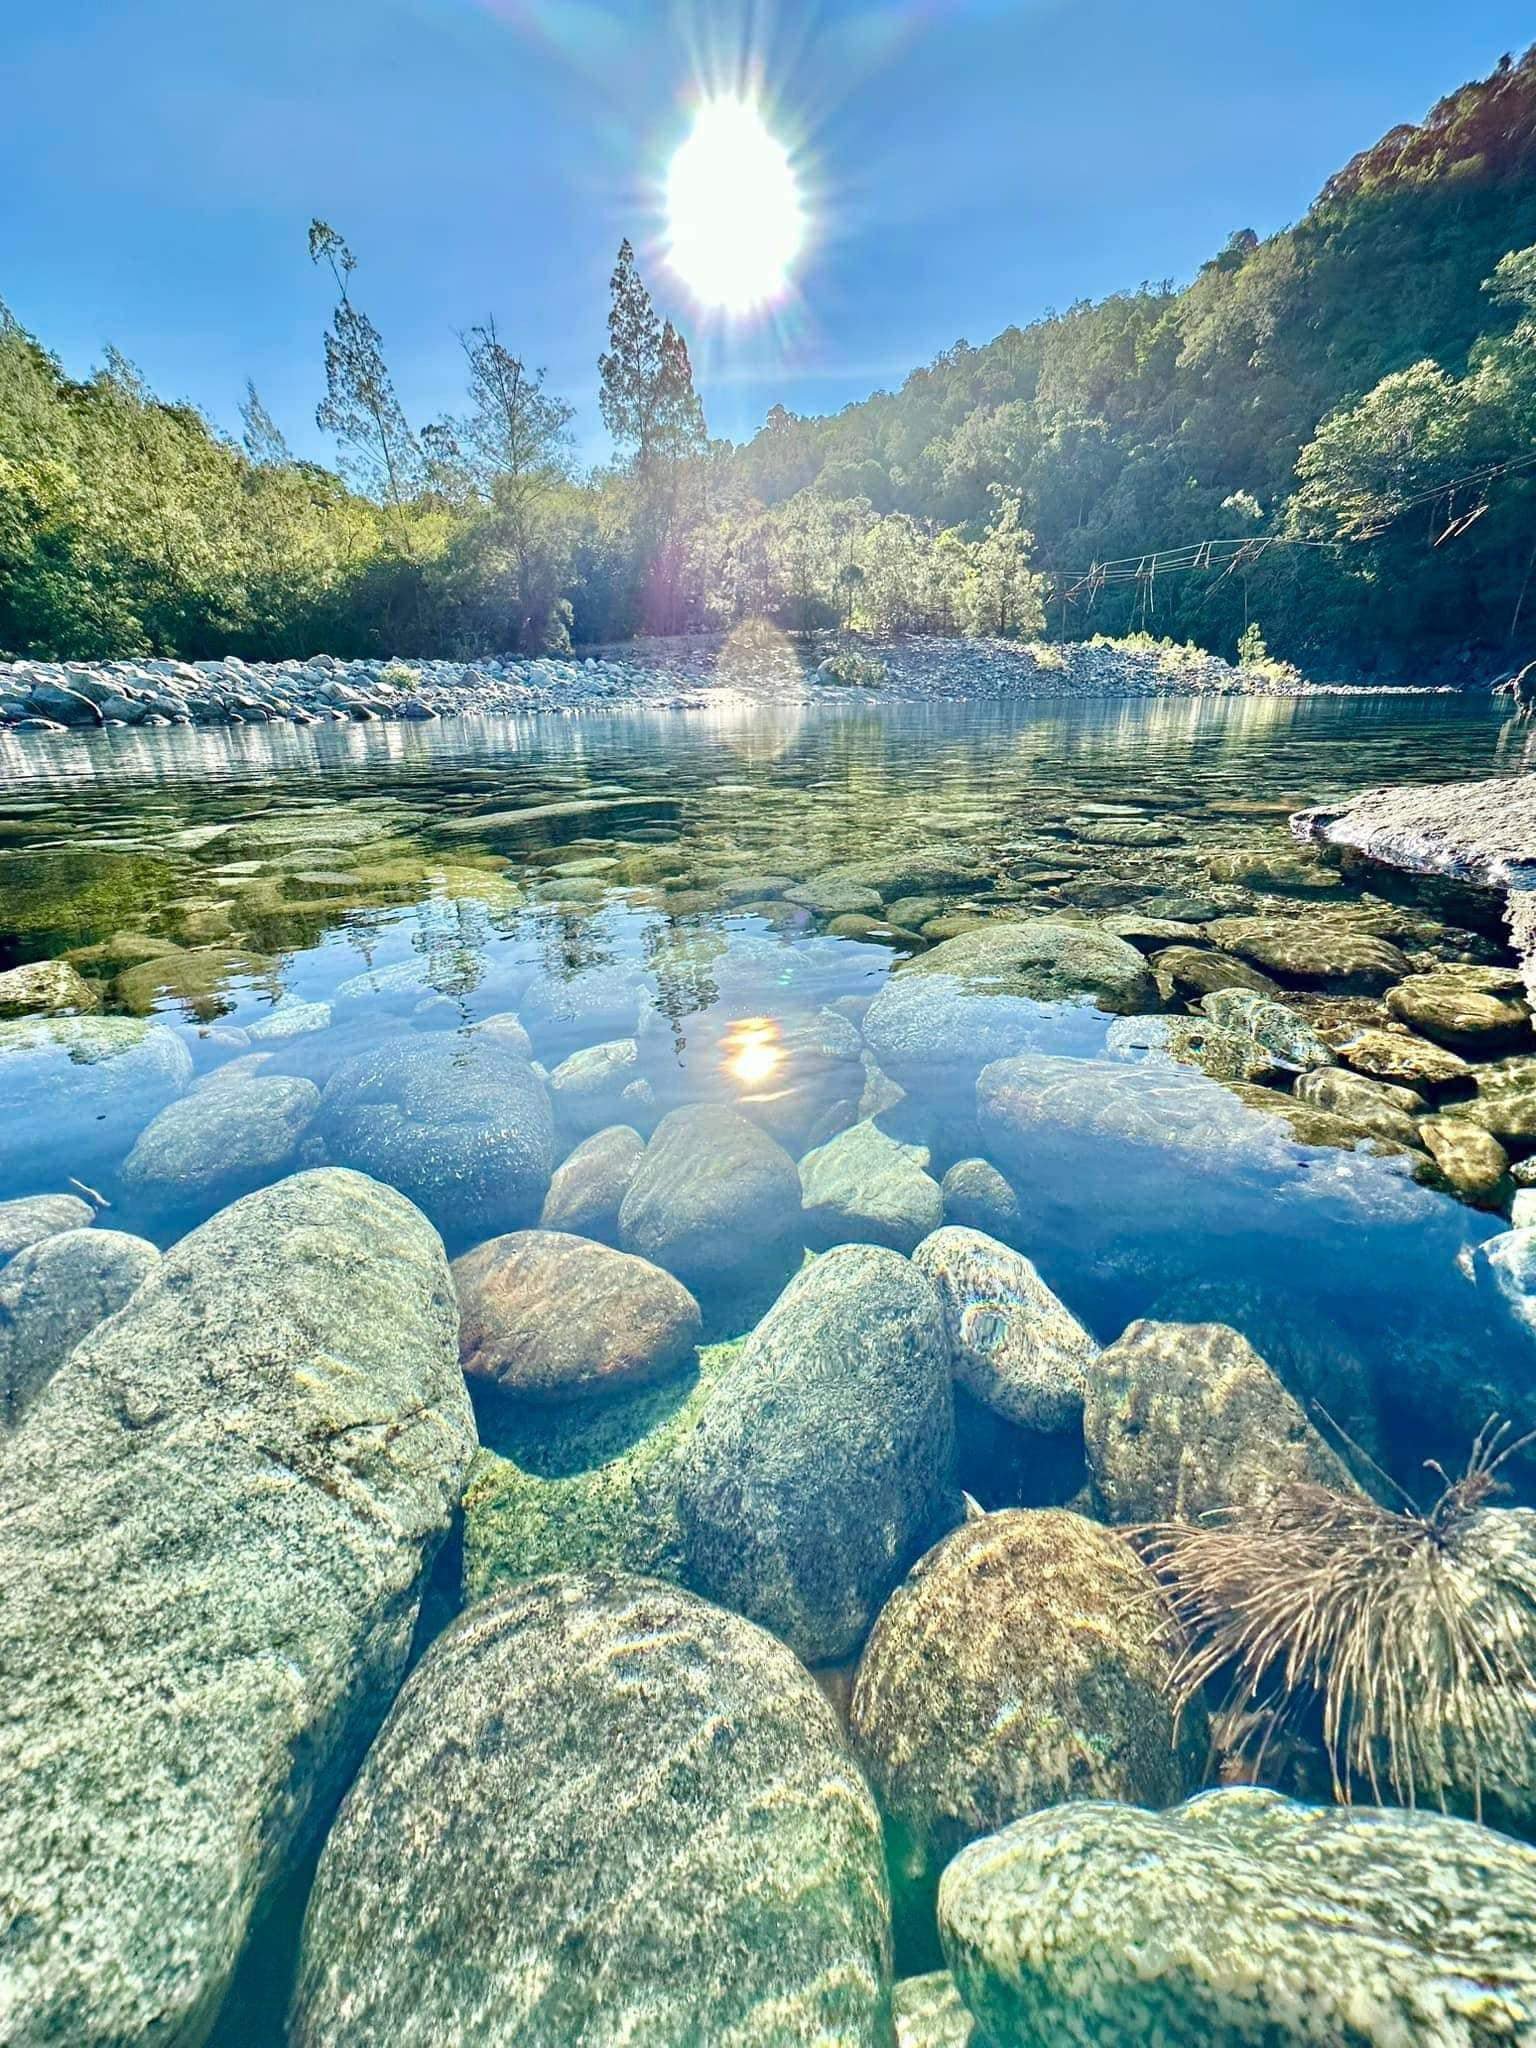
0,633,1450,732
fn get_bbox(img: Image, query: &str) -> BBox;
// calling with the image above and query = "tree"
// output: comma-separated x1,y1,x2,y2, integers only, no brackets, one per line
597,240,708,630
598,240,706,469
239,383,292,467
308,219,422,554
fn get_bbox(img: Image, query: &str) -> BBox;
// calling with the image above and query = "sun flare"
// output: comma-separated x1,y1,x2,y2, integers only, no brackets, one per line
665,96,806,315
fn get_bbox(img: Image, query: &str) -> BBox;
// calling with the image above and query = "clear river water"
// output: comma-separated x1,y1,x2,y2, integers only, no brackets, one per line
0,688,1531,2042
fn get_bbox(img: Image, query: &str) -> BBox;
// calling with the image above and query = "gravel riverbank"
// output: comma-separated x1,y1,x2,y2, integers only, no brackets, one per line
0,633,1451,732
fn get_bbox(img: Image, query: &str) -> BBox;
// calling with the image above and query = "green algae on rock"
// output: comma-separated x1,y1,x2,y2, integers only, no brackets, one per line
462,1339,740,1598
292,1573,894,2047
939,1789,1536,2048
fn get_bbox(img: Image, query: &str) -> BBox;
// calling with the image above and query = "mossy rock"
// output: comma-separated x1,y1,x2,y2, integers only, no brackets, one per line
461,1340,743,1599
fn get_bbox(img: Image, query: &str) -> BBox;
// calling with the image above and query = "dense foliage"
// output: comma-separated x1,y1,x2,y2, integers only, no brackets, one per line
3,45,1535,672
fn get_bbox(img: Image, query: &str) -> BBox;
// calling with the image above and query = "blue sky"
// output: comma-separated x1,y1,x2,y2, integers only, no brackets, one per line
4,1,1533,466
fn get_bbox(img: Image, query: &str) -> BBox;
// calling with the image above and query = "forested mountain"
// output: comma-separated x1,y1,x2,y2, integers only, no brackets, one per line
728,44,1536,676
3,45,1535,673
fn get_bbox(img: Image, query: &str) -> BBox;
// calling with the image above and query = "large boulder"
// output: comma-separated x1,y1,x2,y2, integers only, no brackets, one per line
677,1245,955,1664
0,1169,474,2047
0,1015,193,1183
800,1118,944,1253
1084,1319,1355,1523
618,1103,802,1292
911,1226,1096,1430
851,1510,1202,1958
452,1229,700,1402
0,1226,160,1428
291,1574,893,2047
318,1034,554,1244
1209,914,1411,992
120,1073,321,1207
546,1037,645,1137
1464,1056,1536,1142
939,1789,1536,2048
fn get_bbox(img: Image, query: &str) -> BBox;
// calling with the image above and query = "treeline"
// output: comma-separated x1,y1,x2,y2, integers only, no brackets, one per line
3,44,1536,671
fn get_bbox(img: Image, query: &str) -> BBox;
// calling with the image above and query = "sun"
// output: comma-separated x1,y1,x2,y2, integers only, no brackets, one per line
665,96,806,315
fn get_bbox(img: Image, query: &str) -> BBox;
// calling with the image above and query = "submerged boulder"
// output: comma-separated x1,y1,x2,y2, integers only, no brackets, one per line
618,1103,802,1292
0,1169,474,2047
452,1228,700,1402
800,1118,944,1253
0,1226,160,1428
291,1574,893,2047
538,1122,644,1242
121,1073,321,1205
318,1034,554,1243
0,1015,193,1182
939,1789,1536,2048
1084,1319,1355,1523
851,1510,1201,1958
0,1191,94,1264
677,1244,955,1664
911,1226,1096,1430
901,918,1156,1014
893,1973,977,2048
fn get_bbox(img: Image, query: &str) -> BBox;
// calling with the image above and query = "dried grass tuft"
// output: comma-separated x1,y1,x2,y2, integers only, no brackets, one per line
1143,1419,1536,1816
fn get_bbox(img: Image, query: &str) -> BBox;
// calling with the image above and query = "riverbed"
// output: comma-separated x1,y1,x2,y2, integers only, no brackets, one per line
0,689,1532,2044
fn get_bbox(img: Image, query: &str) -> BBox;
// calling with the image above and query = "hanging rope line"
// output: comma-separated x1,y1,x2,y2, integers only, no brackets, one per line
1057,443,1536,607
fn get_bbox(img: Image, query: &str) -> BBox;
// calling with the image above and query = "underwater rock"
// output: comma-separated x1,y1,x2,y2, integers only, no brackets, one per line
677,1244,955,1664
453,1228,700,1402
1210,914,1412,992
1084,1319,1355,1523
1334,1022,1473,1089
1472,1225,1536,1342
786,875,885,916
1292,1066,1425,1150
938,1788,1536,2048
1145,1277,1383,1466
121,1073,322,1204
1416,1116,1512,1206
618,1103,803,1292
0,1169,473,2048
538,1122,645,1243
893,1973,977,2048
1387,969,1531,1052
940,1156,1022,1239
911,1226,1096,1431
811,850,986,899
850,1510,1202,1960
1464,1055,1536,1141
519,961,655,1054
1105,1012,1275,1084
318,1034,554,1243
1206,847,1337,892
291,1574,893,2048
0,1226,160,1428
0,1014,194,1183
246,996,332,1041
900,918,1157,1014
547,1036,645,1137
0,956,99,1018
799,1118,944,1253
1198,986,1335,1072
468,1009,535,1058
1150,944,1281,1003
0,1190,93,1263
